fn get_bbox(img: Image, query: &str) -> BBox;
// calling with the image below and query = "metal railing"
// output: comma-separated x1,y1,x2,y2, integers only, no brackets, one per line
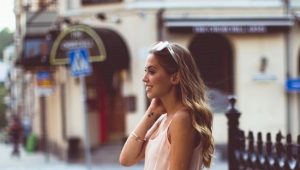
226,96,300,170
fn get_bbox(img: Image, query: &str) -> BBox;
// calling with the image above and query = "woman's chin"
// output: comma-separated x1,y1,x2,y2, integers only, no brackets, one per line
146,93,154,99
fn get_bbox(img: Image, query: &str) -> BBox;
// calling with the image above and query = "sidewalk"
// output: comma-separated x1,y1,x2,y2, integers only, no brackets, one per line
0,142,227,170
91,142,228,170
0,143,142,170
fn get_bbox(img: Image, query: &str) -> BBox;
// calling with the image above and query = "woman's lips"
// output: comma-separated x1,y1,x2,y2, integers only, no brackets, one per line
145,85,152,91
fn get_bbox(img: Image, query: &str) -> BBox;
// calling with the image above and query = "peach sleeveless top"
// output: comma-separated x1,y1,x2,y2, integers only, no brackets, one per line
144,115,204,170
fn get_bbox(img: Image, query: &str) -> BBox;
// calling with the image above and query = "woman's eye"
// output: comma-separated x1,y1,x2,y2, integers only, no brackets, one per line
148,70,155,75
145,68,155,75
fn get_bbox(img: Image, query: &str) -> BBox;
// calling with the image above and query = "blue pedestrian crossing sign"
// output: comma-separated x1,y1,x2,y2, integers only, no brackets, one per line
68,48,92,77
286,79,300,92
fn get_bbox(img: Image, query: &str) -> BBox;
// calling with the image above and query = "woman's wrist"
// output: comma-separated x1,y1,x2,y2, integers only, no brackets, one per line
130,132,147,143
131,109,162,142
133,111,160,137
143,111,160,130
145,109,160,120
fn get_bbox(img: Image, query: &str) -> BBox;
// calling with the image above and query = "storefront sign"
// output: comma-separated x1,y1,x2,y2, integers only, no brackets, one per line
168,25,290,34
36,71,54,96
165,17,293,34
193,26,267,33
50,25,106,65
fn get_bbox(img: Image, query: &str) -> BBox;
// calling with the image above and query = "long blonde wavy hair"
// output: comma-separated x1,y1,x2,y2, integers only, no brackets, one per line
149,42,214,168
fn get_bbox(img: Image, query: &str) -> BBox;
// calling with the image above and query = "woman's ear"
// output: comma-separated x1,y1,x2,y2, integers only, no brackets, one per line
170,72,180,84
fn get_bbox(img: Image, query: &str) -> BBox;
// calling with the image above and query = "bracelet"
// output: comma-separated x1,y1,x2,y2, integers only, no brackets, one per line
131,132,146,143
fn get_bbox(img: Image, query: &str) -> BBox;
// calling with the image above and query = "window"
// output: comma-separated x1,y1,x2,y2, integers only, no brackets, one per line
24,39,48,59
22,35,51,67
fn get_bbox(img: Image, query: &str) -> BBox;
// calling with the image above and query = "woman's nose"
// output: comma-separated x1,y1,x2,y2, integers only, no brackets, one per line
142,74,148,82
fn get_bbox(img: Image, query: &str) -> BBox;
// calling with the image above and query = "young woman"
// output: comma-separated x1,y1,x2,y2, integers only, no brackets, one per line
119,41,214,170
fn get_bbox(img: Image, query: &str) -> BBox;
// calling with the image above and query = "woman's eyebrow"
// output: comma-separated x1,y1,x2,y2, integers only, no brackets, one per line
145,65,157,70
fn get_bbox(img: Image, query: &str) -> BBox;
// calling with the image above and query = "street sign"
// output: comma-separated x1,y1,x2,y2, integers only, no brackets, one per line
36,71,54,96
286,79,300,92
68,48,92,77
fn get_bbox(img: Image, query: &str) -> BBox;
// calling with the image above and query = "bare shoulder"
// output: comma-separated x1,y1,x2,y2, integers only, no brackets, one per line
170,109,194,130
168,109,197,145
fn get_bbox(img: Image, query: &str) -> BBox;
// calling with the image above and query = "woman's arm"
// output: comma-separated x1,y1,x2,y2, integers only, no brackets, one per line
169,111,198,170
119,110,159,166
119,99,165,166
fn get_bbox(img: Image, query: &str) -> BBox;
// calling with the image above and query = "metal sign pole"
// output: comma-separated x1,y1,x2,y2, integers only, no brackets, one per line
36,71,54,163
80,76,92,170
68,48,93,170
40,95,50,163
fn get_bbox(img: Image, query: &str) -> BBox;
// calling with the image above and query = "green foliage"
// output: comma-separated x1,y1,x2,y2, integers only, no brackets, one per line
0,83,7,128
0,28,14,61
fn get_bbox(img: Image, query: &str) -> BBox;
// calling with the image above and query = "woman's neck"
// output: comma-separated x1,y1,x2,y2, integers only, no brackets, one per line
160,92,184,116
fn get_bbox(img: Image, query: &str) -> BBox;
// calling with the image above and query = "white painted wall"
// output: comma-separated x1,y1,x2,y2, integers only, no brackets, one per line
64,69,85,138
232,34,287,137
289,23,300,138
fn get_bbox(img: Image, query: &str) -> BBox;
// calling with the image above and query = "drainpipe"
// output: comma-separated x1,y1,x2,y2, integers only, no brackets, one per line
284,0,292,133
157,8,165,41
40,95,49,162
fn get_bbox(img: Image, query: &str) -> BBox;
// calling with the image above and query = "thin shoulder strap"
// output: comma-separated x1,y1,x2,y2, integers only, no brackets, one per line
145,114,167,139
166,118,173,128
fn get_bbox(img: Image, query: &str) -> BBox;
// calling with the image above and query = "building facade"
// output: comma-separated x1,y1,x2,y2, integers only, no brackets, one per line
14,0,300,160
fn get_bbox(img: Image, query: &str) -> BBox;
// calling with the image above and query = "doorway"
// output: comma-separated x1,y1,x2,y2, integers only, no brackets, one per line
189,34,234,113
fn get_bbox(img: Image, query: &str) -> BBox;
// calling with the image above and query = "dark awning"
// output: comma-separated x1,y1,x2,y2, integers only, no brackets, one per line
94,28,130,71
17,25,130,72
165,16,294,33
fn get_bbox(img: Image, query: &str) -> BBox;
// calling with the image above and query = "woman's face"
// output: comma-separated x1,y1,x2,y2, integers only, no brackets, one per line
143,54,174,99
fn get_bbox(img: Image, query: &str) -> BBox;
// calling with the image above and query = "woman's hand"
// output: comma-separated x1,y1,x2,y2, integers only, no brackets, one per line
148,98,166,116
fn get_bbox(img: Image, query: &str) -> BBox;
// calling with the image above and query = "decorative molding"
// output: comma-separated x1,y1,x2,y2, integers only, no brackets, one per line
61,0,285,17
126,1,283,9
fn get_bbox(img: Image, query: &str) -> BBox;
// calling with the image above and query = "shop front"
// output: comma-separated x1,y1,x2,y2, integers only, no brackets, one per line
17,24,131,160
162,15,293,144
49,25,130,153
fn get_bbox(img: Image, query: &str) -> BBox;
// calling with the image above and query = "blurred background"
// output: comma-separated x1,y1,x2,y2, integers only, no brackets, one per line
0,0,300,169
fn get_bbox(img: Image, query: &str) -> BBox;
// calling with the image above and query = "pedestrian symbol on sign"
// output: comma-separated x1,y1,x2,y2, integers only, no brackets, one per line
68,48,92,77
73,51,89,72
